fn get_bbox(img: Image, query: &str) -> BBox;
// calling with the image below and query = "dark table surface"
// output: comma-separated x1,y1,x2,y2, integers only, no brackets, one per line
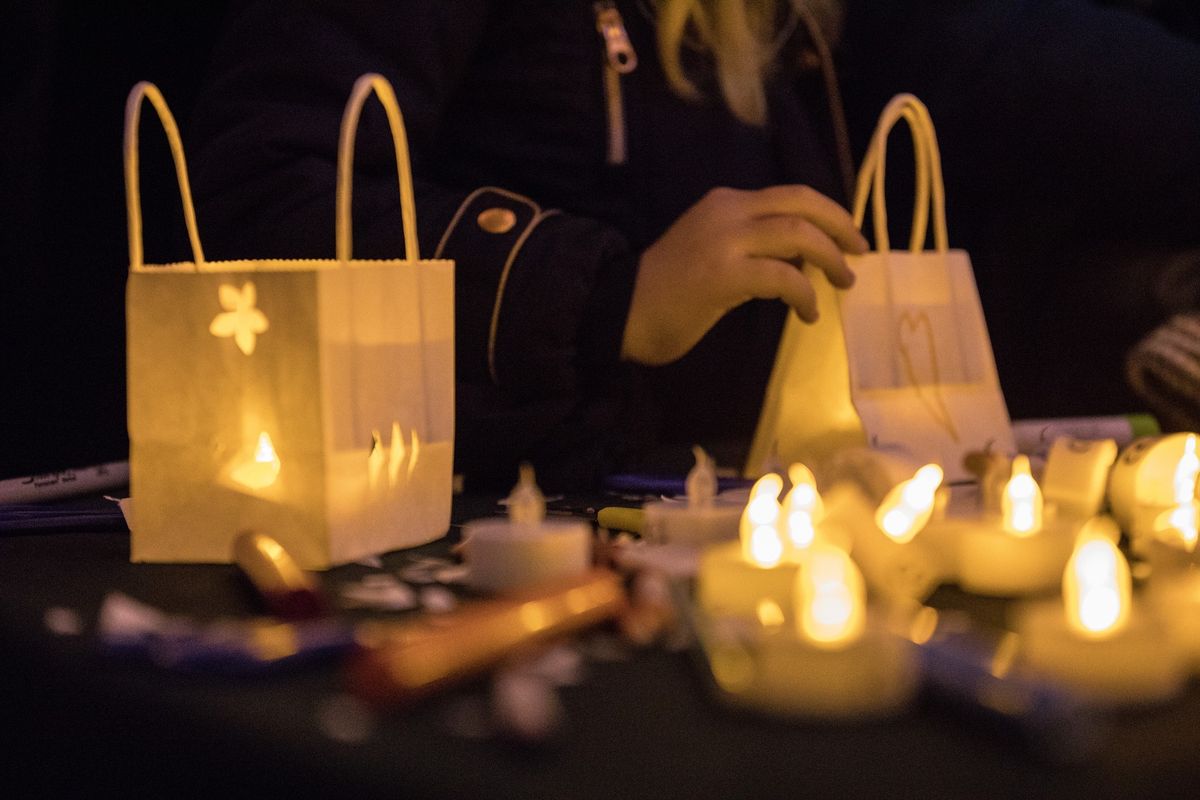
3,495,1200,800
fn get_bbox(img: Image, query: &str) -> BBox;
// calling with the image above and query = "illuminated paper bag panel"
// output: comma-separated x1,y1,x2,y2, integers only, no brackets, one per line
748,94,1014,482
125,75,453,568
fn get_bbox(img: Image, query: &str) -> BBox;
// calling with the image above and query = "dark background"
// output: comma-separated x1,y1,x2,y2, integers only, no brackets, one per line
1,0,1197,481
1,2,231,479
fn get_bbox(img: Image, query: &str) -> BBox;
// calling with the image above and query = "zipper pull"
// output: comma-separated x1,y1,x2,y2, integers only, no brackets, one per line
594,1,638,74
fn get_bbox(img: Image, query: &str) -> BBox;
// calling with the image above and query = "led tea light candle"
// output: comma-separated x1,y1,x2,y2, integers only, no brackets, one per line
641,447,742,545
876,464,944,544
1156,504,1200,553
1135,436,1200,571
956,456,1078,597
1016,519,1186,707
821,446,954,569
1109,433,1200,535
464,466,591,593
696,473,800,621
957,450,1013,515
698,543,918,719
799,543,866,644
825,471,949,603
1144,505,1200,578
819,446,930,511
1156,435,1199,549
1039,437,1118,519
780,462,826,557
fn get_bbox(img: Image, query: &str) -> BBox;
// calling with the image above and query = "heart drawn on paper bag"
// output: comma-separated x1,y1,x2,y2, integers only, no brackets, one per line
896,310,960,443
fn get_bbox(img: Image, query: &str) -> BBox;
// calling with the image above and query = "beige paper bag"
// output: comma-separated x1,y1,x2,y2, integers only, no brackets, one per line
748,94,1014,482
125,74,454,568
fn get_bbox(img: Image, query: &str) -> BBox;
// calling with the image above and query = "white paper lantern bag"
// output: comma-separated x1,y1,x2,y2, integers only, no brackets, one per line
125,74,454,568
748,94,1014,482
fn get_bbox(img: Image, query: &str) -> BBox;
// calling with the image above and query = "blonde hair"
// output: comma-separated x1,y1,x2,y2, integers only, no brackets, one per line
656,0,845,126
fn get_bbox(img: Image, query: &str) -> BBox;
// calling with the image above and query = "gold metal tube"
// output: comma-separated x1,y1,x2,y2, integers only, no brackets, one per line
350,569,626,705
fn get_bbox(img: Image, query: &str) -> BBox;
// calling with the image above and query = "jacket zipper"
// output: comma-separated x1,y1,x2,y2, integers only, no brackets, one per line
594,1,637,165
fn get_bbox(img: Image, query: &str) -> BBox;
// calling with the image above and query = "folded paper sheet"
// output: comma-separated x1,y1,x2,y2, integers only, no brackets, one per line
125,75,454,568
748,94,1014,482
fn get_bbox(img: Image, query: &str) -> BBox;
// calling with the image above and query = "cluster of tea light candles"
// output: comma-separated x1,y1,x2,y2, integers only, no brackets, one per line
691,432,1200,716
695,463,920,717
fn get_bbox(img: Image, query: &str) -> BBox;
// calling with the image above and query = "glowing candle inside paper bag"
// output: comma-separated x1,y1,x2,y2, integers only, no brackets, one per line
640,447,741,545
464,465,591,593
957,456,1077,597
697,473,799,621
125,75,455,570
1017,519,1186,706
231,431,281,490
697,543,917,719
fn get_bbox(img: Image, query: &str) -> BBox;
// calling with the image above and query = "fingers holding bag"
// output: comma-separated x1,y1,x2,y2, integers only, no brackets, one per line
620,185,867,366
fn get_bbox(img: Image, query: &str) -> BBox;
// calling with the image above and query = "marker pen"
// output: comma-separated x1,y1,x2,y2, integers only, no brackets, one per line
0,460,129,504
603,473,754,497
596,506,644,534
1012,414,1159,459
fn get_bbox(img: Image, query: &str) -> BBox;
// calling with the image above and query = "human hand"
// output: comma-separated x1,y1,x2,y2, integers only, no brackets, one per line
620,185,868,366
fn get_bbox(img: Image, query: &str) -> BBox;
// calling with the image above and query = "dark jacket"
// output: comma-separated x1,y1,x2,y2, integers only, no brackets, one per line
188,0,1200,490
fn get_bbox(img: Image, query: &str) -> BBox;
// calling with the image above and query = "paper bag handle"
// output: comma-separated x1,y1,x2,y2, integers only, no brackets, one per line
124,82,206,271
336,74,420,263
851,94,948,254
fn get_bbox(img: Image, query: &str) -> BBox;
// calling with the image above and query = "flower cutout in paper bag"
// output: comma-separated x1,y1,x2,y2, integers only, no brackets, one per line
209,281,269,356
